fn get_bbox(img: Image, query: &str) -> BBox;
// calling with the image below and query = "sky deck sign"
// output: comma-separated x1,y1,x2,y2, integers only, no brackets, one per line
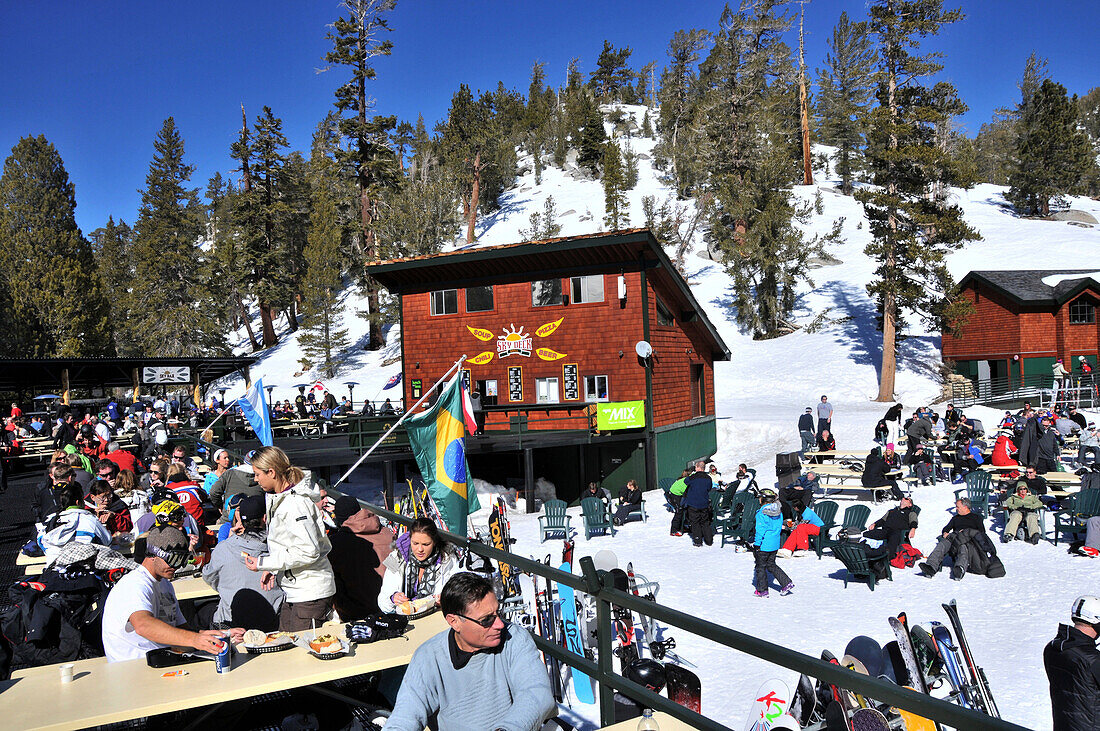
596,401,646,430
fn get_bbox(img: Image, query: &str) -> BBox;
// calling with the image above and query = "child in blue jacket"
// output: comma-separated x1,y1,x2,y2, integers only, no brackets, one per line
753,489,794,597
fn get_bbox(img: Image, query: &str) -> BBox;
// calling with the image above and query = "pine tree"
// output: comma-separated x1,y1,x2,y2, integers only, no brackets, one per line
589,41,634,102
602,142,628,229
698,1,825,338
519,196,563,241
0,135,112,356
654,29,710,197
128,118,221,356
90,216,133,354
856,0,980,401
325,0,401,350
816,12,876,194
576,94,607,175
250,106,293,340
206,172,259,350
299,119,350,379
972,116,1015,185
1006,79,1096,216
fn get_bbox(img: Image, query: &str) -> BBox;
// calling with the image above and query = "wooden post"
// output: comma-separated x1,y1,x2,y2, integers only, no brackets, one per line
524,447,536,514
192,369,202,410
60,368,70,405
132,368,141,402
243,366,253,389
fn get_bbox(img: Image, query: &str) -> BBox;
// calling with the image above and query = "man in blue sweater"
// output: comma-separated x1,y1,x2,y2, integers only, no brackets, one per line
386,572,555,731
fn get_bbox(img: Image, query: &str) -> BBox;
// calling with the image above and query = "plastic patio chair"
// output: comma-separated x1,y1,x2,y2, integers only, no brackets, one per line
581,496,615,539
833,541,892,591
808,500,839,559
1053,488,1100,545
538,499,571,543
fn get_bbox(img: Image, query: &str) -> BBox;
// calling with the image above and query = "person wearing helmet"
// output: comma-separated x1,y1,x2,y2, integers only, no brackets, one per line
752,488,793,597
1044,595,1100,730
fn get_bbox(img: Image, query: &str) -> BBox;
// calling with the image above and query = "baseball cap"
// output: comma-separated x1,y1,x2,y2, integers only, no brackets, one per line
145,524,190,569
237,495,266,522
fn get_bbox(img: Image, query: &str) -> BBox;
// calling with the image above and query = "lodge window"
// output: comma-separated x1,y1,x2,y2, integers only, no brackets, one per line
536,377,560,404
690,364,705,417
430,289,457,316
655,296,674,326
1069,298,1096,325
584,375,609,402
465,286,494,313
570,275,604,304
532,279,563,306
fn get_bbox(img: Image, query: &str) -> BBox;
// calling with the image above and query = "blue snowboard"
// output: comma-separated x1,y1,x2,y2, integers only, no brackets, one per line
559,563,595,704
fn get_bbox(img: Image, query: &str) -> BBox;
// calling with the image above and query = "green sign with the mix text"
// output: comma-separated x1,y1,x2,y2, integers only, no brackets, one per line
596,400,646,430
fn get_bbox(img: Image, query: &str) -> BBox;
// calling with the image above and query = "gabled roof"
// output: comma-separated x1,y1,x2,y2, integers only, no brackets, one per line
958,270,1100,307
366,229,731,361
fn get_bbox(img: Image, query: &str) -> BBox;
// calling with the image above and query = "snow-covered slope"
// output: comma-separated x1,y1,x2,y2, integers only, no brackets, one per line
212,105,1100,729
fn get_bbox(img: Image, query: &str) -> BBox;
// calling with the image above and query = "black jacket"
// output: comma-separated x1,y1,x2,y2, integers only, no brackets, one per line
1045,623,1100,731
941,511,985,535
1036,428,1061,462
861,456,894,487
1070,412,1088,430
798,413,814,432
884,404,904,422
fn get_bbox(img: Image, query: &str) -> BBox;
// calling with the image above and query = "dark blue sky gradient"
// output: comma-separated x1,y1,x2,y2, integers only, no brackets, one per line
1,1,1097,234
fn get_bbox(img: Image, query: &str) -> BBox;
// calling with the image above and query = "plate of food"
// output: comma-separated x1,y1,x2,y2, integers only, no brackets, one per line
304,633,350,660
395,596,437,619
242,630,298,654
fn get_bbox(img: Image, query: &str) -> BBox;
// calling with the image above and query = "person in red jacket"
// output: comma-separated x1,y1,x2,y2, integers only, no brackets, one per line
103,442,146,474
991,430,1020,480
87,480,134,536
164,464,214,525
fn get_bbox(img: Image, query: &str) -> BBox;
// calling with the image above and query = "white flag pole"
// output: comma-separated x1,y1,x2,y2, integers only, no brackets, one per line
332,355,467,489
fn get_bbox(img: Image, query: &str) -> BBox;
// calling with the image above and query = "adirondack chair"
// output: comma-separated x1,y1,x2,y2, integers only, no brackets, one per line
808,500,840,559
1054,488,1100,545
723,494,760,547
954,470,994,517
709,490,725,530
658,477,676,512
538,499,571,543
714,491,746,546
816,503,872,559
581,496,615,539
625,497,647,523
833,541,892,591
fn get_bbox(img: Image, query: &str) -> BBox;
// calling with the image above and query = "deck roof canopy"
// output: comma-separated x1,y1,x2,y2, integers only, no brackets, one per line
0,356,255,393
961,270,1100,306
367,229,731,360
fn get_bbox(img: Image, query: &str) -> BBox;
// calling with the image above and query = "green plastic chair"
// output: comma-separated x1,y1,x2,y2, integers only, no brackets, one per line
1054,489,1100,545
581,496,615,540
833,542,892,591
724,495,760,547
953,471,994,517
841,504,872,532
658,477,676,512
538,499,572,543
808,500,840,559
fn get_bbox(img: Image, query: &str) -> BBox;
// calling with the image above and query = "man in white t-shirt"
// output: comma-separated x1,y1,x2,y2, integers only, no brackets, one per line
101,524,243,662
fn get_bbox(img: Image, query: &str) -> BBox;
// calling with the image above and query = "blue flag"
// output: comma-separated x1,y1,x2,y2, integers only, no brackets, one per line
239,379,273,446
383,373,402,390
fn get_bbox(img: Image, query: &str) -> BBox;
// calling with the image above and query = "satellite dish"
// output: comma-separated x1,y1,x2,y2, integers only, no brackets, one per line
635,341,653,359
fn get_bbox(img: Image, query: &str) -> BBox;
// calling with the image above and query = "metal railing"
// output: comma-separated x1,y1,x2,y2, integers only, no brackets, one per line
338,496,1031,731
948,373,1098,410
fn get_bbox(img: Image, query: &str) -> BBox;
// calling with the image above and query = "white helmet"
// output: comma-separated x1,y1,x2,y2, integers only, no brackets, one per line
1081,356,1087,362
1071,595,1100,626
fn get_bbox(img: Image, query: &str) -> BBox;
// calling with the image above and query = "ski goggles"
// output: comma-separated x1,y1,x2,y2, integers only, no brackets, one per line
147,544,190,570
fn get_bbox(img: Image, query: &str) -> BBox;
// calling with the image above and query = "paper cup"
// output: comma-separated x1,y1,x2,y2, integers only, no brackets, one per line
59,664,74,683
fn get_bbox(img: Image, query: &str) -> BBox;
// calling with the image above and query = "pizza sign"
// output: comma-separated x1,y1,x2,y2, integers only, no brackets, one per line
466,319,568,363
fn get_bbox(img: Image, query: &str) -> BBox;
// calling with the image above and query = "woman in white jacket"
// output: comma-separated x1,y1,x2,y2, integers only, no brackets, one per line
379,518,459,614
243,447,336,631
37,484,111,560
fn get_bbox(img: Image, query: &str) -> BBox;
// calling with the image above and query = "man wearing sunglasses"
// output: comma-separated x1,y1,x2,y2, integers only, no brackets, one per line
386,573,554,731
101,524,244,662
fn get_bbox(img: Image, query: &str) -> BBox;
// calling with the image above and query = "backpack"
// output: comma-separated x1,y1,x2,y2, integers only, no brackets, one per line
0,572,112,678
890,543,924,569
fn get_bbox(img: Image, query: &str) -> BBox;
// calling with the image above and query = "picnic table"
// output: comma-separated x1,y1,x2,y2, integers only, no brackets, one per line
806,464,904,503
0,612,447,731
806,449,873,462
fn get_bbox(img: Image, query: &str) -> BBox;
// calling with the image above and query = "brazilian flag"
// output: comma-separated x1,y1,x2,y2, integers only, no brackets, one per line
405,376,481,534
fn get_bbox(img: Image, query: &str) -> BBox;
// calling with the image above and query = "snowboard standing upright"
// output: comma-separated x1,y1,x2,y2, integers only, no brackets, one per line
558,563,595,704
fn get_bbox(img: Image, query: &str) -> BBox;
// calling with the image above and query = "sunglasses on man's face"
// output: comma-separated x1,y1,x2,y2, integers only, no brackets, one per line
454,610,503,628
97,472,115,479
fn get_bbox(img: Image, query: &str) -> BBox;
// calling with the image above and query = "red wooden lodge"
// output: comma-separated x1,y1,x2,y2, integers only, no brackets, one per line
365,229,731,503
943,269,1100,384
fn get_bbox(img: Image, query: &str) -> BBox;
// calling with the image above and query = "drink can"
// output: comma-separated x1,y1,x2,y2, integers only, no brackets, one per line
215,635,232,674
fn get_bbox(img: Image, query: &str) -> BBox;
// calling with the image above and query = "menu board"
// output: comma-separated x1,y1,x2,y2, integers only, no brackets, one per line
508,366,523,402
562,363,579,400
461,369,471,390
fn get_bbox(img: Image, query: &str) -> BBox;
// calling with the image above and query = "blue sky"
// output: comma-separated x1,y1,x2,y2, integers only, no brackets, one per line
2,1,1098,235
